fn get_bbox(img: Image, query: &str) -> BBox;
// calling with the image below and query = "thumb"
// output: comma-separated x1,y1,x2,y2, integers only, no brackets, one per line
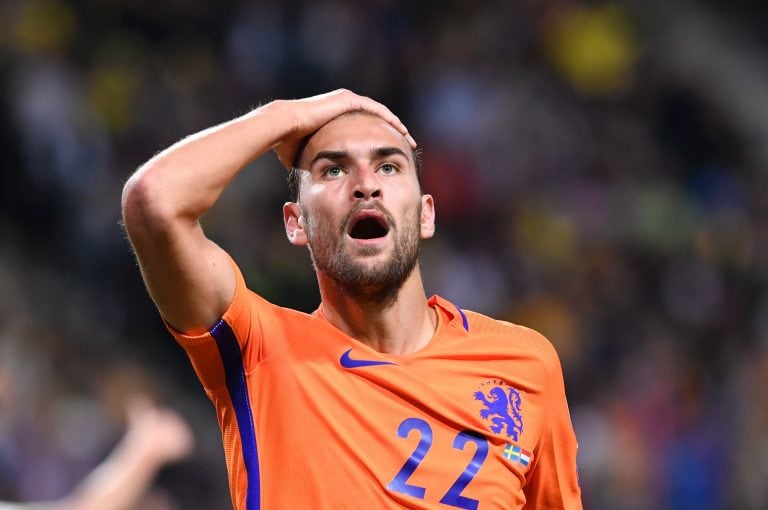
274,138,301,170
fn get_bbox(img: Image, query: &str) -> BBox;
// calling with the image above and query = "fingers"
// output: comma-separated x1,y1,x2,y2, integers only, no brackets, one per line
305,89,417,147
275,138,301,169
274,89,417,170
336,89,417,148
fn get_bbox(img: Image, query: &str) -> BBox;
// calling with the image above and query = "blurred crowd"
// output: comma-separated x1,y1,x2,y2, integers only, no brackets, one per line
1,0,767,508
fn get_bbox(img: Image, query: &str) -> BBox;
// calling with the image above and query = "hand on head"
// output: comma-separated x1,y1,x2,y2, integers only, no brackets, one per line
273,89,417,170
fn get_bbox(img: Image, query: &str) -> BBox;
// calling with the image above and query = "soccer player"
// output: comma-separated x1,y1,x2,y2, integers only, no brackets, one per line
121,89,582,509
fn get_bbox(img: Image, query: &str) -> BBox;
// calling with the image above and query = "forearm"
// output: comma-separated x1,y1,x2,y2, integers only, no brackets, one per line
56,400,193,510
0,440,166,510
122,100,294,225
55,435,164,510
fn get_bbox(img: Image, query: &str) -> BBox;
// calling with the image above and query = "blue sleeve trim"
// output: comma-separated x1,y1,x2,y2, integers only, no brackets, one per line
211,319,260,509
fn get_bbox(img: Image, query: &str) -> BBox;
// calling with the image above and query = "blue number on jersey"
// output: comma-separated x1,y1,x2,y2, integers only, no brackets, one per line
387,417,433,498
439,430,489,510
387,418,489,509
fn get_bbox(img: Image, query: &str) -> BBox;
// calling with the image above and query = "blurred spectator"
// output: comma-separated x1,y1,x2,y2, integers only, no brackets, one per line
0,393,193,510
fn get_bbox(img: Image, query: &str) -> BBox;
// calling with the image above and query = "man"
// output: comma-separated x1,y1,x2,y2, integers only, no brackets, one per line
121,89,582,509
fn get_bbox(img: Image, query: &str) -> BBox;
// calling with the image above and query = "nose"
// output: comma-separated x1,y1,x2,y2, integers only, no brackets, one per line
352,166,381,200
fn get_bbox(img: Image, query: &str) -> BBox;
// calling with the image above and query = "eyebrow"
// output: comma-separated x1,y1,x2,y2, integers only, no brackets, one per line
309,146,410,168
371,146,409,161
310,150,350,167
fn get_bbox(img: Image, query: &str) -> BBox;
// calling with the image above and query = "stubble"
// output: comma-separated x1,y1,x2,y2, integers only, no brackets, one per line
303,202,422,306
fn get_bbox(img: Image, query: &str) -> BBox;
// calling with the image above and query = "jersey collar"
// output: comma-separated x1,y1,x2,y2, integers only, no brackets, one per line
313,296,470,333
428,295,470,332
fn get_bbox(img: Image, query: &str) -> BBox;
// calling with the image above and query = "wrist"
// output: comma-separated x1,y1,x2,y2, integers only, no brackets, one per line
255,99,300,143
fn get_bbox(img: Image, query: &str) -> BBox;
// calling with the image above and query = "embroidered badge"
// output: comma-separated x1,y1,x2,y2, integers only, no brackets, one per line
474,379,524,441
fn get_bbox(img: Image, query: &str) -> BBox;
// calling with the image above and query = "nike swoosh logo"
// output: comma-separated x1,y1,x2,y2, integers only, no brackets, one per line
339,348,397,369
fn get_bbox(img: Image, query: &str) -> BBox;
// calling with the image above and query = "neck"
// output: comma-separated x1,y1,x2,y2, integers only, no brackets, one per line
317,265,437,355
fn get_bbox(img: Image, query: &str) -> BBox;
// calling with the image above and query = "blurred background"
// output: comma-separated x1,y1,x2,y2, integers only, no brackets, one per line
1,0,767,508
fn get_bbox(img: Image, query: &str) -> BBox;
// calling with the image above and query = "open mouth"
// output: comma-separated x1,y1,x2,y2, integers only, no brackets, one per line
348,215,390,240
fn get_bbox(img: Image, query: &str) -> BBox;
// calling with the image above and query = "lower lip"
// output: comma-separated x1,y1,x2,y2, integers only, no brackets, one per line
347,234,389,245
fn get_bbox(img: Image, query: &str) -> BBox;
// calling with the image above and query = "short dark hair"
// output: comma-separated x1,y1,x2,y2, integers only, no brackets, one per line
287,143,423,202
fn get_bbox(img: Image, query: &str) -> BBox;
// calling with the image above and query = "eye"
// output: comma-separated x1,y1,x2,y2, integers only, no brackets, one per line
323,165,345,178
379,163,398,175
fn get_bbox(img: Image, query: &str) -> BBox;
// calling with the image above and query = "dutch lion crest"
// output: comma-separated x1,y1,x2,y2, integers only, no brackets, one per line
474,380,524,441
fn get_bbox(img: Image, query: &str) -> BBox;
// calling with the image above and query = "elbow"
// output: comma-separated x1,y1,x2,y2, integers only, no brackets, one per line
121,165,175,238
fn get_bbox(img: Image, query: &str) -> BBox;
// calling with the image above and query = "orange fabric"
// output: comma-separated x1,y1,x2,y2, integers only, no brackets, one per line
170,263,582,509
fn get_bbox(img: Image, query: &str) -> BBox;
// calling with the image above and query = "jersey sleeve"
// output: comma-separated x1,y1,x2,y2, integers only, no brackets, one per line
523,338,583,509
163,256,262,392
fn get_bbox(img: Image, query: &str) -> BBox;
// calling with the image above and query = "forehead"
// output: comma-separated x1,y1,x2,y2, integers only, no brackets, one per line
299,113,411,167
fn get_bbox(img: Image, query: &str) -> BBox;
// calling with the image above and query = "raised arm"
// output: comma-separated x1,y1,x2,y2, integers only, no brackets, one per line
121,89,414,334
56,397,194,510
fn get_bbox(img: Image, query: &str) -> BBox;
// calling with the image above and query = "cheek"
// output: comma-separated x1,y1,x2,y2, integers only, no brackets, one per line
306,202,336,227
302,202,338,238
302,181,347,214
305,181,327,197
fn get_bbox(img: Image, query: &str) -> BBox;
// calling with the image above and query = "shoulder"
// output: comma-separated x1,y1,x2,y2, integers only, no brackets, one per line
241,285,318,331
213,267,320,354
463,308,563,370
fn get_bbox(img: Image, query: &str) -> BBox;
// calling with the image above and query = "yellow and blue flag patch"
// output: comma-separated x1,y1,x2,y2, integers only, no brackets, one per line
503,443,532,467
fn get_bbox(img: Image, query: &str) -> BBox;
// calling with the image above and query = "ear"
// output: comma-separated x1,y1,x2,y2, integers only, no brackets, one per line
283,202,308,246
419,194,436,239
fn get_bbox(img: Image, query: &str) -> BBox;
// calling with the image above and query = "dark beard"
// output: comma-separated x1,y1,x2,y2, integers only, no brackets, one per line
304,202,422,307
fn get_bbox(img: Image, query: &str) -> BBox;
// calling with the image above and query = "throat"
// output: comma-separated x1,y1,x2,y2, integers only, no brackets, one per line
318,275,437,355
339,277,405,309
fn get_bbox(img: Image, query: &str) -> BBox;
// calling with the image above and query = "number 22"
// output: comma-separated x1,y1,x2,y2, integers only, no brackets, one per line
386,417,489,510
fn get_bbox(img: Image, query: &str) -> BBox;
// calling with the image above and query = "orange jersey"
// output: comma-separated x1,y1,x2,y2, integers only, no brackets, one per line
169,263,582,509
